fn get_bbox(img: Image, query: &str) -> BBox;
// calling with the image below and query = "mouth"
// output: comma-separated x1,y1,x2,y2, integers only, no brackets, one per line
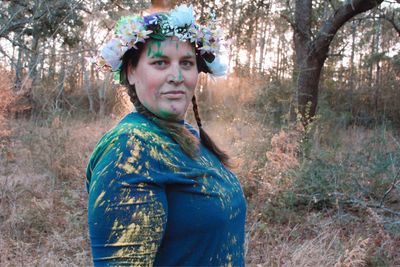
161,91,185,99
161,90,185,95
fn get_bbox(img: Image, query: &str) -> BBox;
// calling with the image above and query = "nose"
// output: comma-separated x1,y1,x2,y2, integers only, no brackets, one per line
167,64,183,85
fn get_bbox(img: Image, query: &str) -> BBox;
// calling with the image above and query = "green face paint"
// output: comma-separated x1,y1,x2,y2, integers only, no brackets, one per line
147,41,164,58
177,69,183,81
158,108,173,117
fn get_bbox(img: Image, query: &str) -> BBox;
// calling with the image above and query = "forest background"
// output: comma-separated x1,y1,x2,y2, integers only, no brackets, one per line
0,0,399,266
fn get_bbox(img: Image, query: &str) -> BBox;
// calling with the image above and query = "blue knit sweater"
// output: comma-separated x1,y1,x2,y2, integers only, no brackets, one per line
86,112,246,266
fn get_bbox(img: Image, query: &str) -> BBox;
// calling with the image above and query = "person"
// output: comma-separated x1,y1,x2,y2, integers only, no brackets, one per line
86,4,246,266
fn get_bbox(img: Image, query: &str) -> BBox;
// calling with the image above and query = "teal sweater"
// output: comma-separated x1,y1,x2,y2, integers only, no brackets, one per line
86,112,246,266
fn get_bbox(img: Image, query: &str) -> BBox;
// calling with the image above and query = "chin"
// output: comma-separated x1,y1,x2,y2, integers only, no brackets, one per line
160,104,188,120
165,112,186,121
153,109,185,121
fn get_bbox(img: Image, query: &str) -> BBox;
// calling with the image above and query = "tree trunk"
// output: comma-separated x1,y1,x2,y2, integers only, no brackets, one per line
84,68,95,114
99,73,111,117
374,17,381,118
228,0,237,72
276,36,282,81
27,29,40,85
294,0,384,127
36,41,45,81
258,19,266,73
55,48,66,111
15,42,23,91
251,4,259,74
348,21,356,115
48,39,56,81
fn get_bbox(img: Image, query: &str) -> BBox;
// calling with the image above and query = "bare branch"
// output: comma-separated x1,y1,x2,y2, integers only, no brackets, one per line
381,10,400,36
0,4,47,38
0,35,33,52
312,0,384,59
0,46,16,66
379,168,400,207
328,0,337,11
280,13,296,32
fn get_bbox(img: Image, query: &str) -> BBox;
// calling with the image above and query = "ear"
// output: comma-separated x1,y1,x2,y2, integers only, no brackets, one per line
127,64,136,85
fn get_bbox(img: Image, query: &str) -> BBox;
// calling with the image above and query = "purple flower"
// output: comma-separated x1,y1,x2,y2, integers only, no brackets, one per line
144,14,159,25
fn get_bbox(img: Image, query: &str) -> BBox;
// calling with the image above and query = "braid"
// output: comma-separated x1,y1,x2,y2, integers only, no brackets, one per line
192,95,231,167
126,84,199,158
191,95,202,128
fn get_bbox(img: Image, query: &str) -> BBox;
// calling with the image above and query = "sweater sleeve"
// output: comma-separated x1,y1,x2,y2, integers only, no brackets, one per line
87,132,167,267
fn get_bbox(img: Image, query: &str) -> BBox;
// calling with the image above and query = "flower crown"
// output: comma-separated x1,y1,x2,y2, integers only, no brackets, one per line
95,4,227,77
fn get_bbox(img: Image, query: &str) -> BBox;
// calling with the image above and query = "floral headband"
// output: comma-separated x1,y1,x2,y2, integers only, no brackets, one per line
94,4,227,77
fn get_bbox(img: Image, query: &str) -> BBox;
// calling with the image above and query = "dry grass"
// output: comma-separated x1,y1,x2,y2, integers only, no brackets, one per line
1,73,399,266
238,124,400,267
1,116,399,267
0,113,116,266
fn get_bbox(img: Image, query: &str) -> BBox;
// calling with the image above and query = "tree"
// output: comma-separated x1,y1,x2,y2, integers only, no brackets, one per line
289,0,384,127
0,0,85,88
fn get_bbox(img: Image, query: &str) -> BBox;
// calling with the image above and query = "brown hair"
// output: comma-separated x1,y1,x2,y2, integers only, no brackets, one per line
120,41,231,166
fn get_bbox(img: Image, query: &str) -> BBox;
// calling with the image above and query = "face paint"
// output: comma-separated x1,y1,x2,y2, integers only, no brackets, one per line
147,41,164,58
177,69,183,81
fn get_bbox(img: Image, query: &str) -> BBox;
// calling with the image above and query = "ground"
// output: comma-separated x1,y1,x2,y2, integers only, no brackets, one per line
0,112,399,266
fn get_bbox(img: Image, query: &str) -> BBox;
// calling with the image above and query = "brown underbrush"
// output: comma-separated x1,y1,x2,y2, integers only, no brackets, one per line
0,75,399,266
235,121,400,266
0,114,116,266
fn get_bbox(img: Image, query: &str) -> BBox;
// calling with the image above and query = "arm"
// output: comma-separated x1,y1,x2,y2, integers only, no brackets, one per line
88,133,167,266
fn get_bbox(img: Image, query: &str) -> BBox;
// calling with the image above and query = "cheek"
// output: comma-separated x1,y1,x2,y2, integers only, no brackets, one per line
185,72,199,89
136,73,162,100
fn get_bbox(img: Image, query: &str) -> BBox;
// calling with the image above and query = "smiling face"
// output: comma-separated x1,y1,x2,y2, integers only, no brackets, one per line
127,38,199,121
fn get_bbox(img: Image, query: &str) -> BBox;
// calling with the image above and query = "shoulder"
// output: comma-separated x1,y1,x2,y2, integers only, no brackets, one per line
90,113,164,160
87,113,163,172
87,113,169,185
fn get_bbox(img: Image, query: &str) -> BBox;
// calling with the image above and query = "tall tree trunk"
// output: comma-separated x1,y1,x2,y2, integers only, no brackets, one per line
228,0,236,72
36,41,45,81
15,41,23,91
368,18,376,88
258,19,266,73
348,21,357,115
27,29,40,85
99,73,111,117
48,39,56,82
55,47,66,111
294,0,384,127
276,37,282,81
251,4,259,74
83,68,95,114
374,17,381,117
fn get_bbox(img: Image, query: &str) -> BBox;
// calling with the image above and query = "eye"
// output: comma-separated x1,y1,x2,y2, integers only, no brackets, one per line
181,60,195,69
151,60,168,68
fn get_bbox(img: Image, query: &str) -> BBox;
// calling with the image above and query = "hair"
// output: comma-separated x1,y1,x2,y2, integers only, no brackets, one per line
120,40,231,167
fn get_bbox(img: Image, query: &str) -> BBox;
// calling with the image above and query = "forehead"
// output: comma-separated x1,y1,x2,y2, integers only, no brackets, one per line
144,38,195,57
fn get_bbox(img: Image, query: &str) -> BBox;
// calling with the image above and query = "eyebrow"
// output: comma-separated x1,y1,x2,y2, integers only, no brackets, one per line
149,54,195,59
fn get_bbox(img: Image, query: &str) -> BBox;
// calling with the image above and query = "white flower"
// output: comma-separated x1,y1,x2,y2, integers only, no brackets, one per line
169,4,195,28
206,56,227,77
100,38,128,71
116,16,147,45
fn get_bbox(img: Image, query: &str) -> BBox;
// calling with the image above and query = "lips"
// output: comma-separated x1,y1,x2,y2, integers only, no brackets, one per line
161,90,185,99
161,90,185,95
